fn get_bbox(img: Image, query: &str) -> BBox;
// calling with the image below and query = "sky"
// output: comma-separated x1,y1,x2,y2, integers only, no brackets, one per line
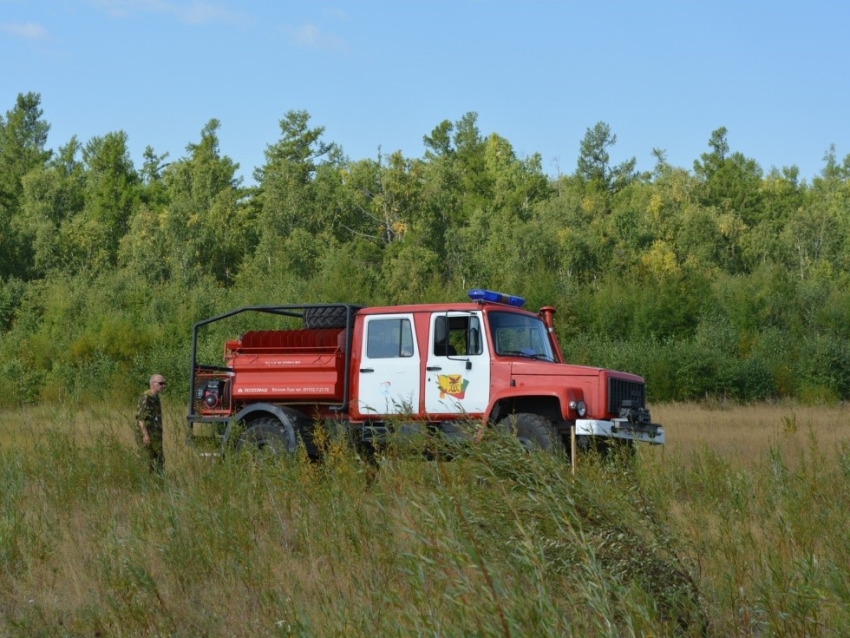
2,0,849,186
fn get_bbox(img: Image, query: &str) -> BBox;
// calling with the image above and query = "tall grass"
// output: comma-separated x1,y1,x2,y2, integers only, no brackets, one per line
1,402,849,636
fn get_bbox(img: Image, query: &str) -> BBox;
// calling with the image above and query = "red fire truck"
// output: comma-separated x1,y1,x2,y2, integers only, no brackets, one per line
186,289,664,457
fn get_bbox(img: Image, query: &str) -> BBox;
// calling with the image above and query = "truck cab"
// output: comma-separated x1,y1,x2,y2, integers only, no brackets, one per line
187,290,664,457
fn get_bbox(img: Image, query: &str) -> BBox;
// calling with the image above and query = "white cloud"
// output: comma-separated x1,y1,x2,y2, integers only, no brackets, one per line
283,23,348,54
0,21,49,39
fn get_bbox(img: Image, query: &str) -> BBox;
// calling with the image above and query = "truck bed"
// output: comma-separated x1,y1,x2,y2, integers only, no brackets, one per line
224,328,347,403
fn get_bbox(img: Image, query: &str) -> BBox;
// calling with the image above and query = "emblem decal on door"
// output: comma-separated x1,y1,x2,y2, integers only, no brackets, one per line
436,374,468,399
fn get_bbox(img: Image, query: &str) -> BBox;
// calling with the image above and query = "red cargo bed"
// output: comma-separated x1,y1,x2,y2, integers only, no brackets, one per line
225,328,347,402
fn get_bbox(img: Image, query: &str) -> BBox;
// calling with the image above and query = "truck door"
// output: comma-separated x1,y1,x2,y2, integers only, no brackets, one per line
357,314,421,416
424,312,490,415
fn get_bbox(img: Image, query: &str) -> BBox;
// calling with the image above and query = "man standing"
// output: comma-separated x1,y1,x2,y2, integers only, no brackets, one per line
136,374,166,474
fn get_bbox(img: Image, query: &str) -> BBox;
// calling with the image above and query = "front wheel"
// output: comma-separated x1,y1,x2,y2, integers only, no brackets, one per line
498,413,557,451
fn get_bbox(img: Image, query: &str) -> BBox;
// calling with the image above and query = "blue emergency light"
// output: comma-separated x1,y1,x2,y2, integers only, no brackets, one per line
467,289,525,307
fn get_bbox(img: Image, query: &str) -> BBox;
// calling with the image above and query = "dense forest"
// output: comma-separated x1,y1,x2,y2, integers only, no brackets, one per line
1,91,849,407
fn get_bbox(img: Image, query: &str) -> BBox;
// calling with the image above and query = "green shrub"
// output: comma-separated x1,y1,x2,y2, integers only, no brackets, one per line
798,332,850,402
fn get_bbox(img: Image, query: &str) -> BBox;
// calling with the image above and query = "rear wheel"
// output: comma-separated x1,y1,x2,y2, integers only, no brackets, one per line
236,418,297,457
499,413,557,451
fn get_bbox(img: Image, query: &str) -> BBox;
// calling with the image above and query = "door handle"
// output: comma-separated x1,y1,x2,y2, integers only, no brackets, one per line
360,368,374,373
426,366,442,371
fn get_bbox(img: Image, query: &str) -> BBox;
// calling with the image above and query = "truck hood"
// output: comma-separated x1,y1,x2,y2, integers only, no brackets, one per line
506,359,645,420
509,359,643,383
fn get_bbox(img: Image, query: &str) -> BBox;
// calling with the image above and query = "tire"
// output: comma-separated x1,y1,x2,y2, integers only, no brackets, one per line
285,408,322,461
303,305,359,329
499,413,557,451
236,418,297,457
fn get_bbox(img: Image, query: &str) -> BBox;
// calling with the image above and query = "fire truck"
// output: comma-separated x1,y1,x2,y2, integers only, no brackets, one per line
186,289,664,457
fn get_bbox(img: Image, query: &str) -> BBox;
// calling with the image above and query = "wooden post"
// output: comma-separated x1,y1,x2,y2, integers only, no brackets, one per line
570,425,576,475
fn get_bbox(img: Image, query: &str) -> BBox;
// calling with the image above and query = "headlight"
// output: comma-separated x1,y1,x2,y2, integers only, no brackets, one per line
569,400,587,418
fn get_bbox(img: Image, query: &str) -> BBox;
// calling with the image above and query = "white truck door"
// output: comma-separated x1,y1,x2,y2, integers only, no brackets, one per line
357,314,421,415
424,311,490,415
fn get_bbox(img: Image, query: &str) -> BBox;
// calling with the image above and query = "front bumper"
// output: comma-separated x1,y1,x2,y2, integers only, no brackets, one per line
575,418,665,445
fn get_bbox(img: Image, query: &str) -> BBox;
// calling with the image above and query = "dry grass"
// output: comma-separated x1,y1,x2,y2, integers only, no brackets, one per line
6,399,848,468
1,401,849,636
0,399,186,456
649,401,850,467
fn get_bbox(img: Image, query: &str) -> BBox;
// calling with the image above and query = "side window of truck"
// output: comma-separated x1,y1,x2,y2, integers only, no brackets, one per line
367,318,415,358
433,315,483,357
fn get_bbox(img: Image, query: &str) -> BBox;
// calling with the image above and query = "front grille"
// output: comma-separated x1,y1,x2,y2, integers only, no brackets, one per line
608,377,645,413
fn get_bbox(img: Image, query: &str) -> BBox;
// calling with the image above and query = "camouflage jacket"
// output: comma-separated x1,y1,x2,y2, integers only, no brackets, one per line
136,390,163,433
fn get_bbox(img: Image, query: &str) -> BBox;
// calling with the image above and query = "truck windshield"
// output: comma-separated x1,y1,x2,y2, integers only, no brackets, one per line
487,311,555,361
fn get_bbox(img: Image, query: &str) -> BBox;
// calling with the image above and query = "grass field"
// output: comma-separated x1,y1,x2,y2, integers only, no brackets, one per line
1,401,849,636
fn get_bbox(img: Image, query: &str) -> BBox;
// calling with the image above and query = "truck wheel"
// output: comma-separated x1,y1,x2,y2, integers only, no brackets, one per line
236,418,297,457
303,305,357,329
499,413,557,451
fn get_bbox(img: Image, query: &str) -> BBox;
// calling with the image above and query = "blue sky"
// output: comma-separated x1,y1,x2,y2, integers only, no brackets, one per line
2,0,848,186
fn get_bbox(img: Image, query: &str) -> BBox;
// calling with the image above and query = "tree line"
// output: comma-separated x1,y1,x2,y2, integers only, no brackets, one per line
1,91,849,406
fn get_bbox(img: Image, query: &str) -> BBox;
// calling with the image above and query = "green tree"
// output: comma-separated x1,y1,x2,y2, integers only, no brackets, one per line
117,204,170,284
484,133,549,220
421,112,492,230
423,119,454,159
421,119,461,263
139,145,170,209
77,131,139,270
693,127,729,178
425,119,551,284
576,121,637,196
160,119,248,284
345,150,423,246
0,92,52,279
740,167,804,269
0,93,52,212
381,241,441,302
693,127,763,229
251,111,340,274
17,137,86,276
531,175,604,284
779,147,850,279
254,110,335,186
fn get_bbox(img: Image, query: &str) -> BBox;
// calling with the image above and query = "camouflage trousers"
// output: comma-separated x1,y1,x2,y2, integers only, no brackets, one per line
135,426,164,474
